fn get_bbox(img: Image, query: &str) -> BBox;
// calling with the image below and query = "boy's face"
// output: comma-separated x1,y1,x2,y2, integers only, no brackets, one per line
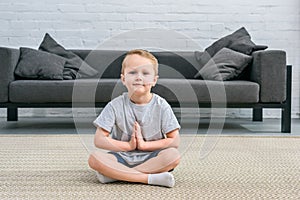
121,54,158,96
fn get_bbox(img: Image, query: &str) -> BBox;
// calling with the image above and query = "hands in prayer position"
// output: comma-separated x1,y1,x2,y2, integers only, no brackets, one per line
129,121,147,151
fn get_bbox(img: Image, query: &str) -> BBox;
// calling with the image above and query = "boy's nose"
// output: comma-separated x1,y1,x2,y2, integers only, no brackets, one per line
135,72,143,79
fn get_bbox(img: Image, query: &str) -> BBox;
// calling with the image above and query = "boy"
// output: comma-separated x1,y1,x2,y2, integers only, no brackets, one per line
88,49,181,188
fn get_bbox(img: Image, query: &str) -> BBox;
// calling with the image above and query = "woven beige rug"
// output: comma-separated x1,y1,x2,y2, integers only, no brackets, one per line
0,134,299,199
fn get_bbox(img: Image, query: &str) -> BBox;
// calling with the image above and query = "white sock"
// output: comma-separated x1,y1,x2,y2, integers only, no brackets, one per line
148,172,175,188
96,172,117,183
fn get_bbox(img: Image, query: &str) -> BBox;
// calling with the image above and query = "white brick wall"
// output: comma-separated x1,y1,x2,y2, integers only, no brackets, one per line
0,0,299,118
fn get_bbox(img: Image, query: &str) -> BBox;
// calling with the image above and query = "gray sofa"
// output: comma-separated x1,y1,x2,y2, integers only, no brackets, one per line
0,47,291,133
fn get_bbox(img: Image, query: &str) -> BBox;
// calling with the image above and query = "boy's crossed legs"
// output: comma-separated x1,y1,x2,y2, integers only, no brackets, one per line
88,147,180,187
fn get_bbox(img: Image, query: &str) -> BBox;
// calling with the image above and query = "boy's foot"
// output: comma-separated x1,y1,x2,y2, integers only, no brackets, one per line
148,172,175,188
96,172,117,183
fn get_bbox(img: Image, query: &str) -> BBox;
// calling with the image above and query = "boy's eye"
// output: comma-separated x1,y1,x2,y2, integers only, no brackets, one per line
143,72,150,75
128,71,136,75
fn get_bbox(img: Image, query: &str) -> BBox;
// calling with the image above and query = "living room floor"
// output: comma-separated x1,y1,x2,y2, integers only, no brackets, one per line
1,116,299,199
1,116,299,136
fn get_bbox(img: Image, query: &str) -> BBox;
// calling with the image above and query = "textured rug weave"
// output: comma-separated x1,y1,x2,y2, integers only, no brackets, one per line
0,134,299,199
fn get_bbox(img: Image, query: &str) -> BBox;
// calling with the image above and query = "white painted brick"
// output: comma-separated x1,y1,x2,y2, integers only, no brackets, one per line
168,22,200,30
57,4,86,13
0,20,10,29
8,37,39,48
60,13,99,22
9,20,37,30
85,4,118,13
51,21,86,30
60,38,84,48
265,23,299,31
0,30,25,37
99,13,127,22
0,11,18,20
0,37,9,45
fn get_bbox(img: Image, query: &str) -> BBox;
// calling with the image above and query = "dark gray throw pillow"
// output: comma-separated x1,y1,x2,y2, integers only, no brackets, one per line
206,27,256,56
194,48,253,81
15,47,65,80
196,27,267,68
39,33,98,79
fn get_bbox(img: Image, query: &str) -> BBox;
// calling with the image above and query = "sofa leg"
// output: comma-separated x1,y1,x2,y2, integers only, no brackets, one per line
281,107,291,133
252,108,263,121
7,107,18,121
281,65,292,133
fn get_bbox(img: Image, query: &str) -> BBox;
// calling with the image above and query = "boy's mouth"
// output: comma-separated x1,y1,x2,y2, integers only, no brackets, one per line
133,83,145,86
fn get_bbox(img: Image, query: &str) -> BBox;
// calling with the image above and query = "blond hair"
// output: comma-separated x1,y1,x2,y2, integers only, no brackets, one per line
121,49,158,75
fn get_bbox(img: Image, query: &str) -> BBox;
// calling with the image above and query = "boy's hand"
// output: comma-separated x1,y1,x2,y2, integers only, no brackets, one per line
135,121,146,150
129,126,137,150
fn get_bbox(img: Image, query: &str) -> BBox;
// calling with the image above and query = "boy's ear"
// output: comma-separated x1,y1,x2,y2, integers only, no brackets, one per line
121,74,125,85
152,75,159,87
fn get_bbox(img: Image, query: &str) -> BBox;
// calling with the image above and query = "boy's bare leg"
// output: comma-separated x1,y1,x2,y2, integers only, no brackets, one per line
88,150,176,187
133,147,180,174
88,151,148,184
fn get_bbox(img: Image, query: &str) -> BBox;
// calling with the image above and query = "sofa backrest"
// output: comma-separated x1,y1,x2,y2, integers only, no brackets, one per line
0,47,20,103
153,51,201,79
72,50,201,79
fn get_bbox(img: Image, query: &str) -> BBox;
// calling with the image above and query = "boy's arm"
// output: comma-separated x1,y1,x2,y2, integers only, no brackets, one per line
136,127,180,151
94,127,136,152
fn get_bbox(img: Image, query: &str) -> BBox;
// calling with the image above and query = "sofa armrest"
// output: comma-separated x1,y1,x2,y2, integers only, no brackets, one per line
0,47,20,103
250,50,287,103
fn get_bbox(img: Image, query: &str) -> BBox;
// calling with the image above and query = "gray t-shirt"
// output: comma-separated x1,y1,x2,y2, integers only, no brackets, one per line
93,92,180,166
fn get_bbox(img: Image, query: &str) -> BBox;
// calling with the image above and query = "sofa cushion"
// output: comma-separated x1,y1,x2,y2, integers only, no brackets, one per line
154,79,259,103
9,79,127,103
194,48,253,81
196,27,268,68
9,79,259,104
39,33,98,80
14,47,65,80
